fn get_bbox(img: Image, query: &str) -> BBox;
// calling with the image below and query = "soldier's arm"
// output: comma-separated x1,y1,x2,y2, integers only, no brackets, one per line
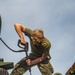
26,53,47,65
32,53,47,64
14,23,26,45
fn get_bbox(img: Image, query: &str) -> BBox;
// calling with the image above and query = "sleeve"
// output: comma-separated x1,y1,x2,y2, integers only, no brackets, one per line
43,42,51,55
42,41,51,59
24,28,32,38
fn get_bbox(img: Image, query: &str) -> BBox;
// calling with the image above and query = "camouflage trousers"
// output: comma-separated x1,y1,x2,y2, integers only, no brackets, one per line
10,57,54,75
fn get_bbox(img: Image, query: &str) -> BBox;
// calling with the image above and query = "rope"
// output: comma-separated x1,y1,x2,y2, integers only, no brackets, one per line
0,38,24,52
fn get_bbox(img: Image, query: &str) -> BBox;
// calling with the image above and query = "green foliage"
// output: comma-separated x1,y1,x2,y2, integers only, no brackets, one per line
54,72,62,75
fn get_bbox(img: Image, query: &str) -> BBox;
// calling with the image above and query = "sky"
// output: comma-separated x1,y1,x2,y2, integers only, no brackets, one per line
0,0,75,75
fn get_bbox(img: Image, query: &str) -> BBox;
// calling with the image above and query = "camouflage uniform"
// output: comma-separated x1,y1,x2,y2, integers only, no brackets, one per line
10,28,54,75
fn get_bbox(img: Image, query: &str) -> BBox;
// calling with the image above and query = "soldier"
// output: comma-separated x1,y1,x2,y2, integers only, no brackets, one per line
10,23,54,75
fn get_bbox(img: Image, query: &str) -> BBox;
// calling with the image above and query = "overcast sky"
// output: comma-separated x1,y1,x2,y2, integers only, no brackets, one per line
0,0,75,75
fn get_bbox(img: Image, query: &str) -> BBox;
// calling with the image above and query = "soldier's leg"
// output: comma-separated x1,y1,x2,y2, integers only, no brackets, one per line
37,61,54,75
10,57,31,75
